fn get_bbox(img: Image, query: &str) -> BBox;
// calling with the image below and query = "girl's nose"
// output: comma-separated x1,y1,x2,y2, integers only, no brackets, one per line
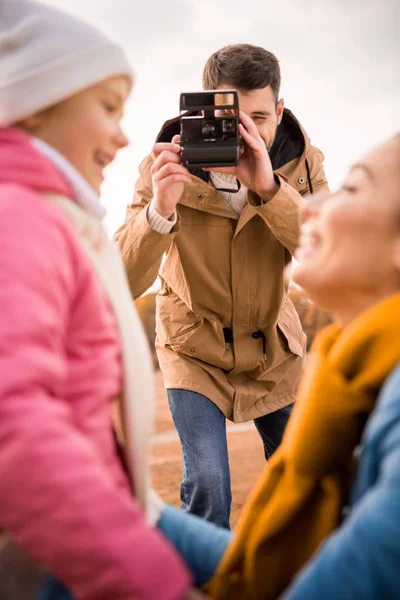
115,126,129,150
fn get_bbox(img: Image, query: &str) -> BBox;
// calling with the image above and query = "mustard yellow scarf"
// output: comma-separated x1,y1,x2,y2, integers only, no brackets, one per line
210,292,400,600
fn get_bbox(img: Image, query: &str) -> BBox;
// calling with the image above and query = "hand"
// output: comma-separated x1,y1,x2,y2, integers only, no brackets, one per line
181,588,208,599
151,135,191,219
206,110,278,200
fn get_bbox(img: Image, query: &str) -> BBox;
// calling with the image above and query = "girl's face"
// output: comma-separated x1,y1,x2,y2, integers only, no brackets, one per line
24,75,130,193
294,136,400,322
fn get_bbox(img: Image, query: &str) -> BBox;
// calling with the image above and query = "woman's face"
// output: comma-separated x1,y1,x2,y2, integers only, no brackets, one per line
24,75,130,193
294,136,400,321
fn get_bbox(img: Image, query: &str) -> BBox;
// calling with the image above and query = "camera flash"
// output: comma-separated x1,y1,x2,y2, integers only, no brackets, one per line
215,93,235,107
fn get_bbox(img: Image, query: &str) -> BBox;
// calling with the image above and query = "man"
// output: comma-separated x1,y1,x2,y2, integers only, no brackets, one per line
115,44,328,528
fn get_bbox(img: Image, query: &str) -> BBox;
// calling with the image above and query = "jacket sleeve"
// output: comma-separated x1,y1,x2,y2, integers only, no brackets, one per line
248,176,301,255
0,194,191,600
114,154,180,299
303,145,329,196
281,394,400,599
248,143,329,254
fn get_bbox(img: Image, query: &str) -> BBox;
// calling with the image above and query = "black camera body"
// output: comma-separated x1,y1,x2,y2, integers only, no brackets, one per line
179,90,241,169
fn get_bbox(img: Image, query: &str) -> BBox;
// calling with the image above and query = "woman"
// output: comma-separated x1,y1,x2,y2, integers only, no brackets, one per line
0,1,202,598
157,134,400,599
209,133,400,599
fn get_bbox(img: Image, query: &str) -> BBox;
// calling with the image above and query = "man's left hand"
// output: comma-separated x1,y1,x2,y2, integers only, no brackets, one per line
205,110,279,200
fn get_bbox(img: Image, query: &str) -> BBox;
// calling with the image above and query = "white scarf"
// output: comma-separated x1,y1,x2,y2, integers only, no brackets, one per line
45,194,163,524
31,138,163,524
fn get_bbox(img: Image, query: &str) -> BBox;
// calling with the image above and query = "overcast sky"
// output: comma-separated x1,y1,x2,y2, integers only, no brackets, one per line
44,0,400,235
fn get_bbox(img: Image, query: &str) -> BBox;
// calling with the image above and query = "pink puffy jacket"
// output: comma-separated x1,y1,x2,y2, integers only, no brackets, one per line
0,128,191,600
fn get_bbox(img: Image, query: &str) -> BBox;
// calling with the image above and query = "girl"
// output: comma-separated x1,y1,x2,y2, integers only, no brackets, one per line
0,1,202,598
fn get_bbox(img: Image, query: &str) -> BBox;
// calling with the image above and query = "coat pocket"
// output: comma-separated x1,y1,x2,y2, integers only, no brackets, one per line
172,318,235,370
156,289,203,347
156,291,234,370
277,297,307,358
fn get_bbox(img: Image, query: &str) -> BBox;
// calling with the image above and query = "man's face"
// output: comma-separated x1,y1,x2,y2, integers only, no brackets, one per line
218,83,284,151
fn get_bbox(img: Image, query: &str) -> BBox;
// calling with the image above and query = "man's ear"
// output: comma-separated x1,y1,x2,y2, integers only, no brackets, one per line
277,98,284,124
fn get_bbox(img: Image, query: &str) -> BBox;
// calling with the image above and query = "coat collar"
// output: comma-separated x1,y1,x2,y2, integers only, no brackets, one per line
178,175,239,219
269,109,306,170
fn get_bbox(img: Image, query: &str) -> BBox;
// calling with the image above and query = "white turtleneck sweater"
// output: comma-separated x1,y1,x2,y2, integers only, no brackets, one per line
31,137,105,219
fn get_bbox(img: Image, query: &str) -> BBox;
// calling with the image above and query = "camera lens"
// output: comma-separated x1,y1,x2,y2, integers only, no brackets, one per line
222,120,235,133
202,123,217,137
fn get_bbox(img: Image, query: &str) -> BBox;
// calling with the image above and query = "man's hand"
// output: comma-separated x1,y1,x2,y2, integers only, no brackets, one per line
151,135,191,220
206,110,279,200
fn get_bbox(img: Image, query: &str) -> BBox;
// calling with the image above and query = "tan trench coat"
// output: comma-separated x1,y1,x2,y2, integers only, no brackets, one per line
116,109,328,422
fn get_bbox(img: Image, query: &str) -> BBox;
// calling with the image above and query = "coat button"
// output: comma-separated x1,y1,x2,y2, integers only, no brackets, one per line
190,347,196,353
197,193,204,200
298,177,305,184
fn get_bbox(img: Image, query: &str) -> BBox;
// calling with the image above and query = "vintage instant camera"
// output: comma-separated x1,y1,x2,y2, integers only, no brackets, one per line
179,90,241,169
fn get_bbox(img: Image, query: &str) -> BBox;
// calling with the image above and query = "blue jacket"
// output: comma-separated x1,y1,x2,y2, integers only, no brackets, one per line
282,363,400,600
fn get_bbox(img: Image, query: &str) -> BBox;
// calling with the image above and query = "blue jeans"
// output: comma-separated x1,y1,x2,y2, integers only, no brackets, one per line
168,389,293,528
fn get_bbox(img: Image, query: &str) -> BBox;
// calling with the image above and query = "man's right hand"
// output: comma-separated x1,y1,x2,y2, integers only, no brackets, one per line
151,135,191,220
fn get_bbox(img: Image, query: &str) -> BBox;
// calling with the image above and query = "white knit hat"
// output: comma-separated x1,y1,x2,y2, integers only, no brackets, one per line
0,0,133,125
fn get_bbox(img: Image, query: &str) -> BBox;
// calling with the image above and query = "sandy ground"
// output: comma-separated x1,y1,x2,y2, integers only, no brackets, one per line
151,370,266,528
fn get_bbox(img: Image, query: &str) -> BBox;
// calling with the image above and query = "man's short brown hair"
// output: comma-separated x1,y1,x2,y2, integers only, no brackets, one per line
202,44,281,101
